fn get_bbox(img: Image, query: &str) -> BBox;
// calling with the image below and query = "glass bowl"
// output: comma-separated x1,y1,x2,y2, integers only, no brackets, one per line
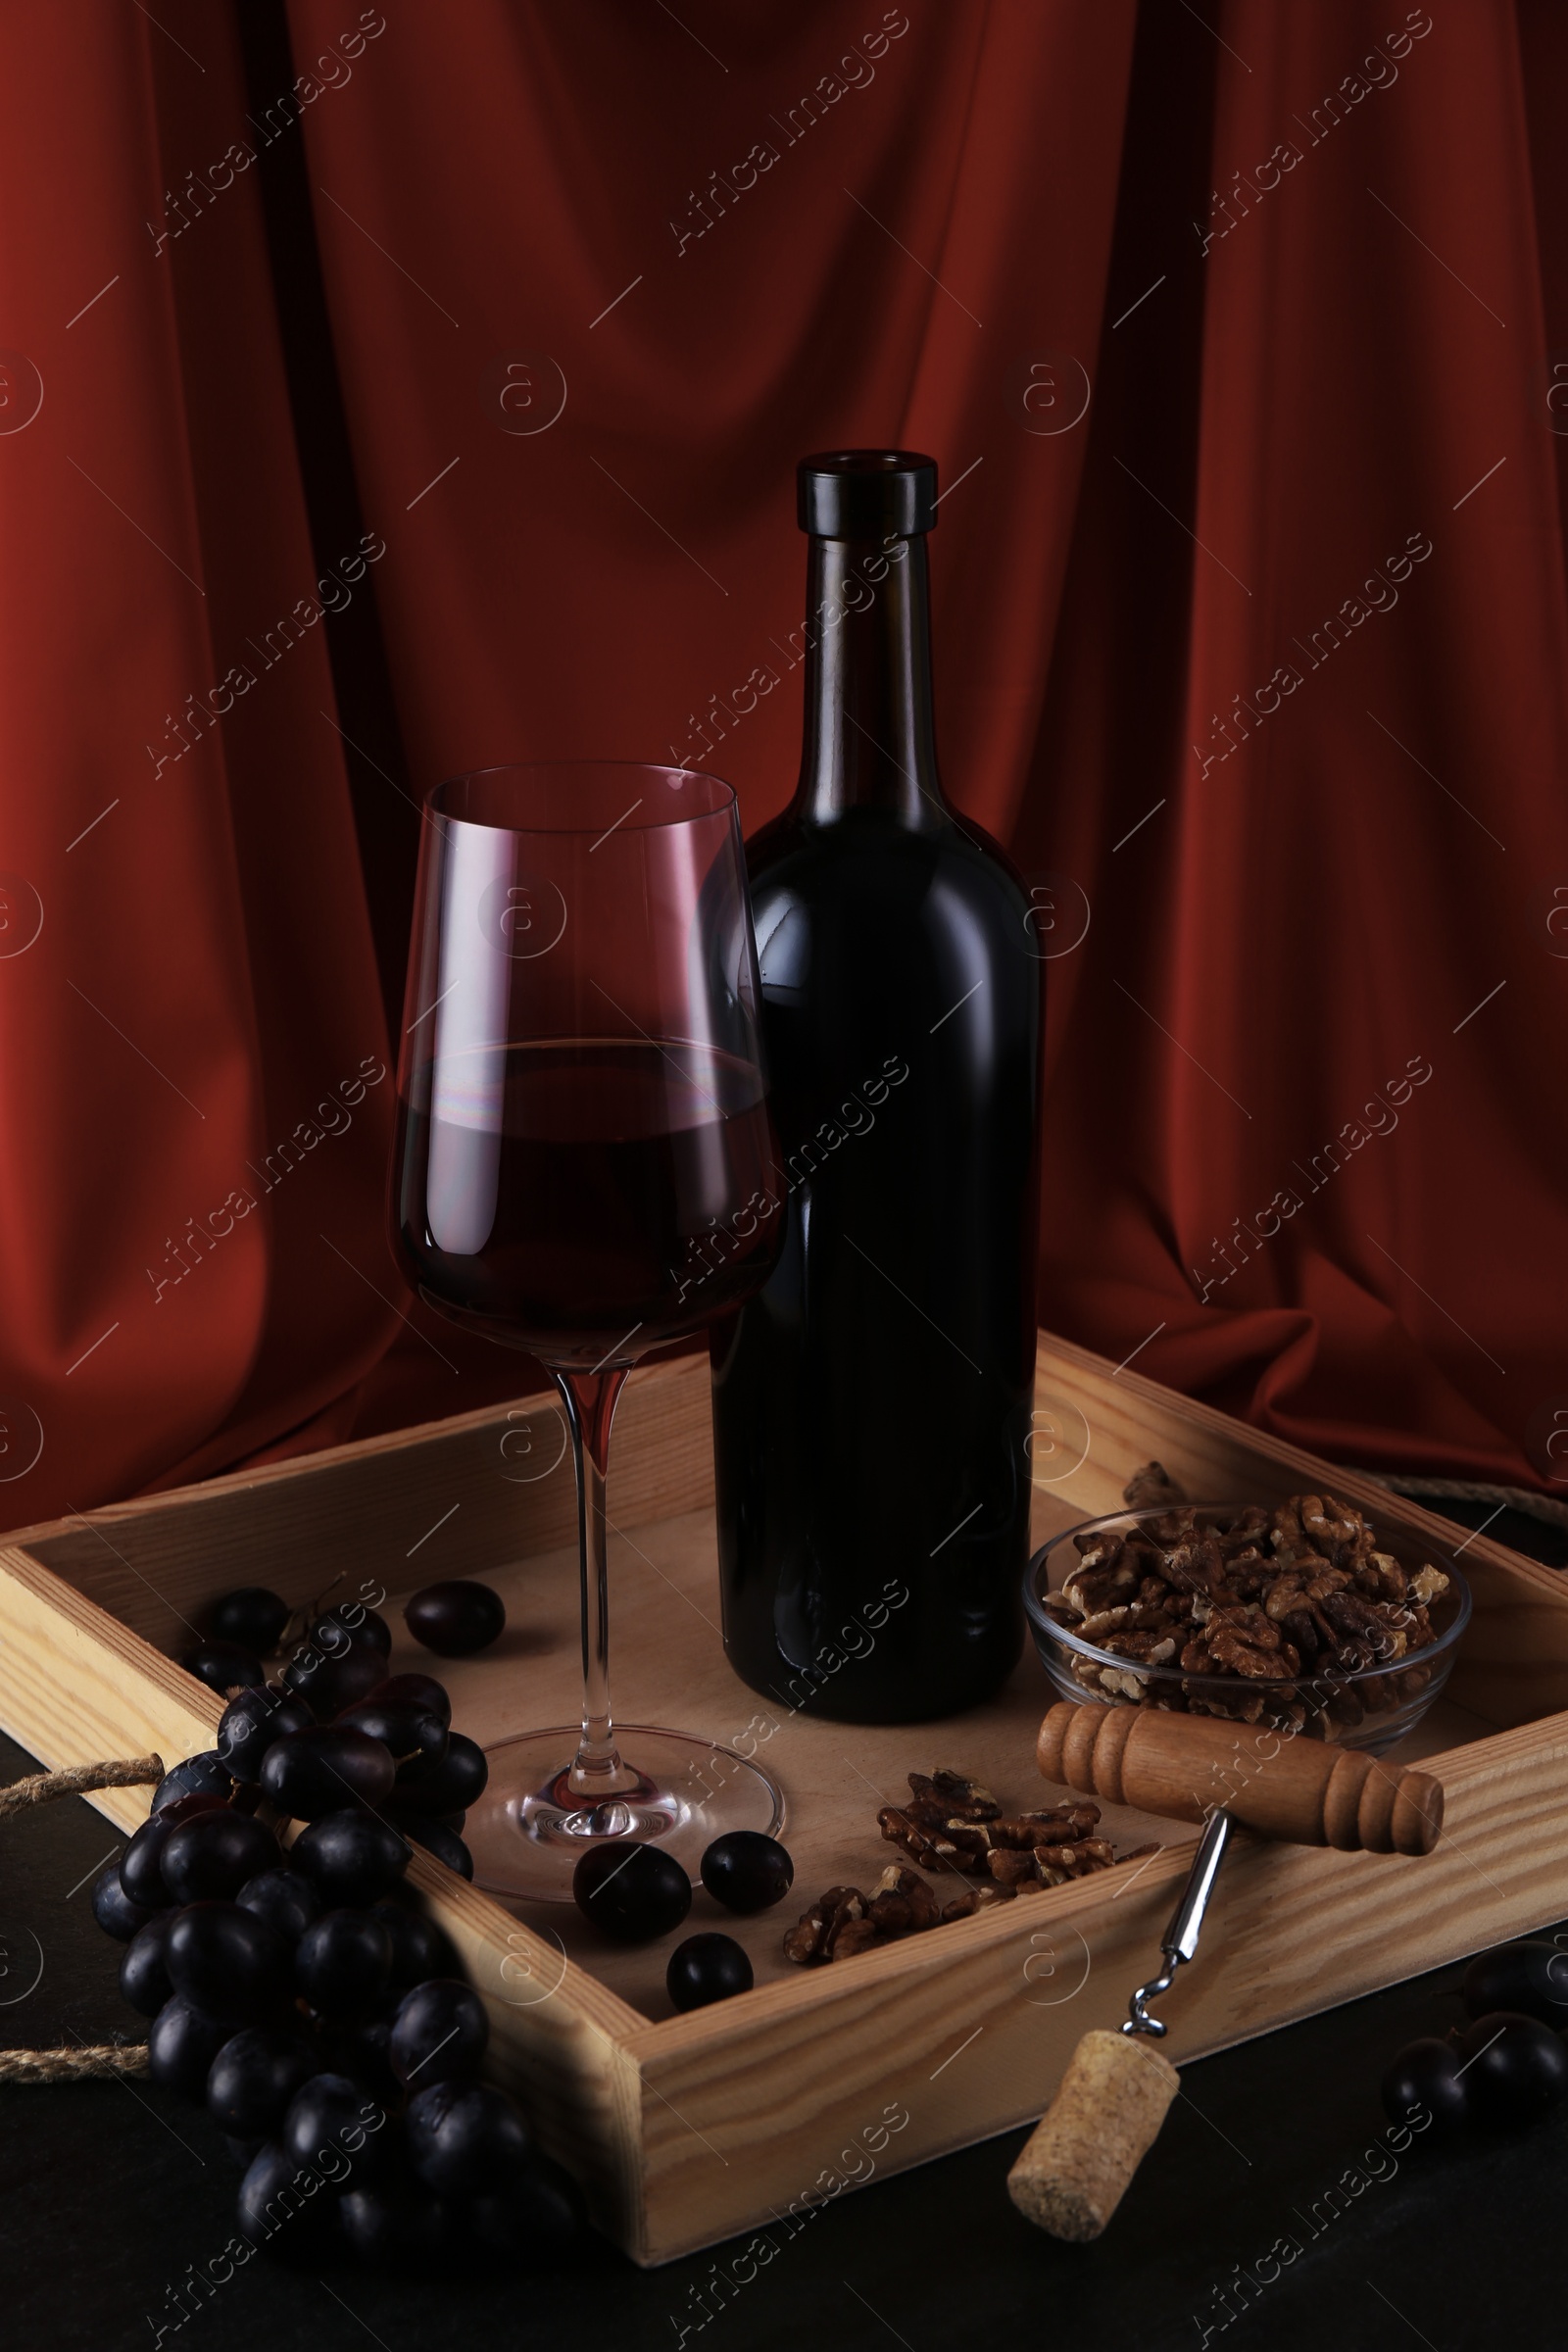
1023,1503,1472,1757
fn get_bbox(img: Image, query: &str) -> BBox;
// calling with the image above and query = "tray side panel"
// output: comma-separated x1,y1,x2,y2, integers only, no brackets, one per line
397,1853,653,2247
0,1544,221,1830
19,1335,1560,1730
11,1353,712,1648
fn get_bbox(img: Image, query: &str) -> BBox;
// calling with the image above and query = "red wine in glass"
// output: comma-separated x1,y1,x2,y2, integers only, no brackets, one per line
398,1040,777,1357
391,763,784,1900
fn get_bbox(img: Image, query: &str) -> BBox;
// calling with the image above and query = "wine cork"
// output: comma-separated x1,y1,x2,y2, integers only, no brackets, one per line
1007,2029,1180,2241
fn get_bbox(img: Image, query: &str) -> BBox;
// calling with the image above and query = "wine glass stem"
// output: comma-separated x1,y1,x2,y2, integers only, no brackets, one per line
554,1366,635,1801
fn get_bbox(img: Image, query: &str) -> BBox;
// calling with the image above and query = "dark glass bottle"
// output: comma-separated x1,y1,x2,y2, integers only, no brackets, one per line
710,450,1044,1723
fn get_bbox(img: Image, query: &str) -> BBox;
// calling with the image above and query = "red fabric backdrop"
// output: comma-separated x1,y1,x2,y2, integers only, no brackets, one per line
0,0,1564,1524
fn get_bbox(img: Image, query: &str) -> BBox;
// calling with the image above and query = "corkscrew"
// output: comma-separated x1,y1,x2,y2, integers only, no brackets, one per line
1122,1805,1233,2037
1006,1703,1445,2240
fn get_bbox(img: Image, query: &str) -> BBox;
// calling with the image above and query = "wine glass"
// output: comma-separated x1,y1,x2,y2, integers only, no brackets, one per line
390,761,784,1901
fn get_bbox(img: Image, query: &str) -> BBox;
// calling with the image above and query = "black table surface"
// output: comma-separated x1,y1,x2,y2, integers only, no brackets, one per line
4,1495,1563,2351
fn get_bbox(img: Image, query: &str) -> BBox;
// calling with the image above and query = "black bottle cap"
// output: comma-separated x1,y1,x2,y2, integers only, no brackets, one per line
797,449,938,539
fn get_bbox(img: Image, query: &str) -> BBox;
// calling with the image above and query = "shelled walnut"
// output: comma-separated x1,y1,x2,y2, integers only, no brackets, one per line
784,1768,1159,1965
782,1886,876,1966
1047,1485,1451,1730
1122,1460,1188,1510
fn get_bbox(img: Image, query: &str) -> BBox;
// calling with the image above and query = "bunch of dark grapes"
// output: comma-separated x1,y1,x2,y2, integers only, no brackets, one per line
94,1652,583,2271
1381,1938,1568,2137
182,1577,504,1707
174,1651,480,1885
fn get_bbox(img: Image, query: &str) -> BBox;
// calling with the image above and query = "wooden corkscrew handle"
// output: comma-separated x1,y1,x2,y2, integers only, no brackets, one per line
1036,1700,1445,1853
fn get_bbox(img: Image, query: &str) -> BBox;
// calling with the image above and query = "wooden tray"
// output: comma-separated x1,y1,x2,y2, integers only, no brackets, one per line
3,1334,1566,2266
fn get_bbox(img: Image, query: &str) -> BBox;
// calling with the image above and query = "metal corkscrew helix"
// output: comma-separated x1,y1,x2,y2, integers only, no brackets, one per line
1123,1807,1234,2038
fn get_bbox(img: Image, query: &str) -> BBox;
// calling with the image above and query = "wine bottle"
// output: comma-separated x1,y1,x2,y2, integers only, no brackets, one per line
710,450,1044,1724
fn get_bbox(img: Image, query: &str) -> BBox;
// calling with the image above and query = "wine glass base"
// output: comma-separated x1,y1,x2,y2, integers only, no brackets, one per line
466,1724,786,1904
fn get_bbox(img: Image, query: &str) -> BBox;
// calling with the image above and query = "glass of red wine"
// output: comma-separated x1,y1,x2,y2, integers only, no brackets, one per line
391,762,784,1901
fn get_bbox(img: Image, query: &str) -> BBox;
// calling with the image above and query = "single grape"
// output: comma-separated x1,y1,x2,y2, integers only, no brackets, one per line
335,1653,397,1718
365,1671,452,1727
183,1639,267,1695
260,1727,395,1820
306,1615,355,1663
405,1580,506,1658
162,1790,234,1827
340,2180,459,2269
147,1995,234,2100
166,1901,292,2023
207,2027,318,2140
119,1915,176,2017
292,1810,410,1908
282,2071,394,2180
338,1696,448,1771
336,1645,395,1708
295,1909,394,2018
406,2080,531,2197
92,1861,154,1942
1380,2035,1469,2134
572,1842,691,1944
700,1832,793,1915
666,1933,754,2012
393,1733,488,1816
161,1811,279,1905
217,1686,313,1781
208,1588,291,1654
236,2139,341,2261
374,1896,457,1988
470,2153,590,2267
120,1796,226,1908
150,1753,236,1813
1462,1940,1568,2030
390,1979,487,2090
236,1868,319,1944
118,1832,176,1912
282,1640,385,1721
1456,2010,1568,2128
397,1818,473,1881
315,1603,393,1658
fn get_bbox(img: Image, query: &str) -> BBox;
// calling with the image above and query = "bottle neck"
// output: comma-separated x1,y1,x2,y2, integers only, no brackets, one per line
793,533,947,828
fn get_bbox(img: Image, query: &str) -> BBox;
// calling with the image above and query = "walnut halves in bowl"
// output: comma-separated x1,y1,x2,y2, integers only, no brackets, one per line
1023,1494,1470,1756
